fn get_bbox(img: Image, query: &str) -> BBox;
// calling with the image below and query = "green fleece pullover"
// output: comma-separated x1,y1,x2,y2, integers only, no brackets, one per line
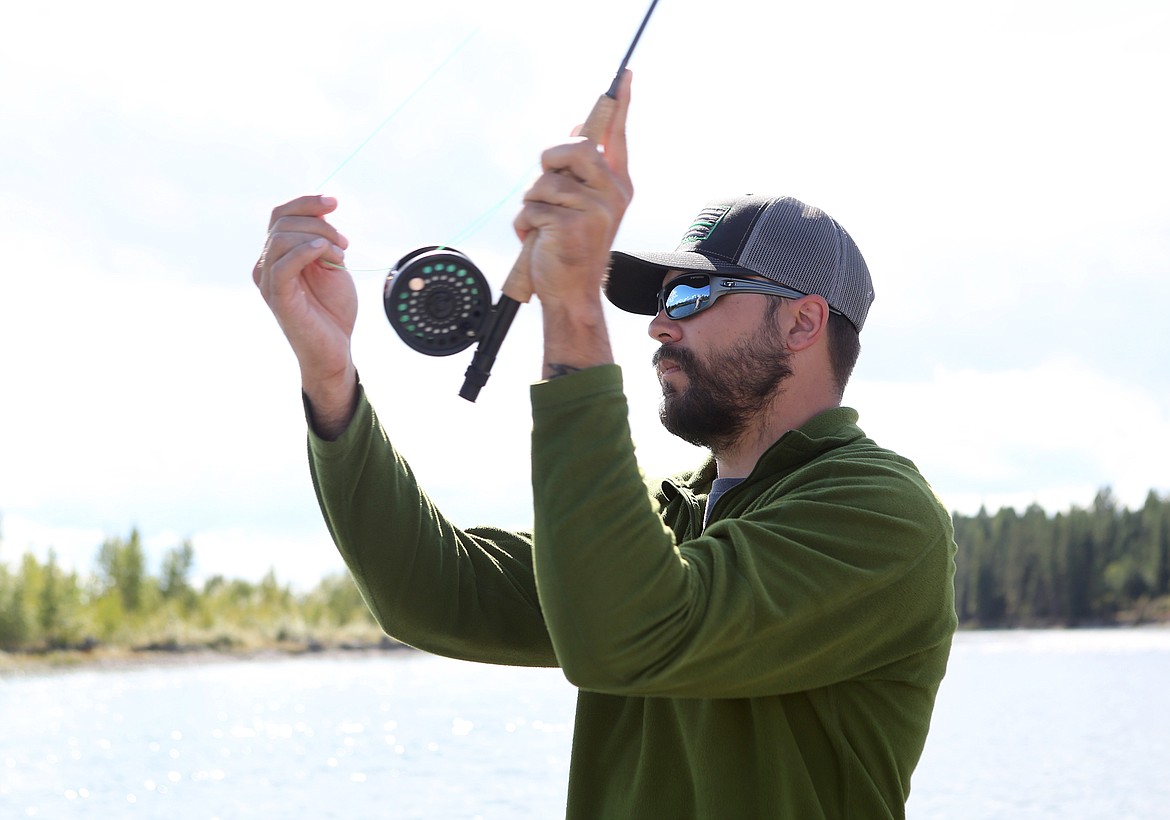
307,365,957,819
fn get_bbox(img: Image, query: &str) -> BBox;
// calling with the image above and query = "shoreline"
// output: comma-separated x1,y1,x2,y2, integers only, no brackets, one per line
0,639,414,677
5,622,1167,678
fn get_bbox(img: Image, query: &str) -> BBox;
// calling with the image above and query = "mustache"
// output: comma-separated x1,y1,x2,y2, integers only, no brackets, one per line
652,345,699,372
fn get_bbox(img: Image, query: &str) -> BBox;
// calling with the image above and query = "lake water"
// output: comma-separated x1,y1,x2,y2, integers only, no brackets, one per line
2,629,1168,819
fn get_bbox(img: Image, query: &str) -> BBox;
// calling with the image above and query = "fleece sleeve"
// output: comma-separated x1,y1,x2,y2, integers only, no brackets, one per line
307,385,557,667
530,365,956,697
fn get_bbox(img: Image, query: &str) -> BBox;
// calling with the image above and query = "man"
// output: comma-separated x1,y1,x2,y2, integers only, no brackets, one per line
254,73,956,818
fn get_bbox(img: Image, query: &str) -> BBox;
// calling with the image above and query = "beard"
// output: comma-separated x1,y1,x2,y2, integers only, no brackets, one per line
653,318,793,454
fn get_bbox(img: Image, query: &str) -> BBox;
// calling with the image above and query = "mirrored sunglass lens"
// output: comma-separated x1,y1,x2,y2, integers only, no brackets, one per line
665,283,710,318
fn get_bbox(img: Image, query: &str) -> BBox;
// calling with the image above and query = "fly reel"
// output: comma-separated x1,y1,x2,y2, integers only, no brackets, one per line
383,246,494,356
381,0,659,401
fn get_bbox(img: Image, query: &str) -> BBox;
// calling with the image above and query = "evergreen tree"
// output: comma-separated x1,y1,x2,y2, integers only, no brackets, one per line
96,529,148,613
0,562,31,650
2,491,1169,653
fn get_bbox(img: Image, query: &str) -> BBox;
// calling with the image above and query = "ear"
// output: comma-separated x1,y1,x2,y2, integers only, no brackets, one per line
784,295,831,353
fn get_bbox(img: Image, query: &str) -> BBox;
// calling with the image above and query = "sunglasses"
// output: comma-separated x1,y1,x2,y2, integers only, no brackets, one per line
656,273,810,320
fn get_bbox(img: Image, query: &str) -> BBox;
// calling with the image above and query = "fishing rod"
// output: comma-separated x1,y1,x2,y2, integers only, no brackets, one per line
382,0,661,401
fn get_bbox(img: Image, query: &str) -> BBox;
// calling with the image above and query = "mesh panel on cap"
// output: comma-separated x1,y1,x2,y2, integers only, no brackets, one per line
605,194,874,329
739,199,873,331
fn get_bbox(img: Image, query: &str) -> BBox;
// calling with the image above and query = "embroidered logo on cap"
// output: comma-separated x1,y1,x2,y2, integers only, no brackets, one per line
680,206,730,245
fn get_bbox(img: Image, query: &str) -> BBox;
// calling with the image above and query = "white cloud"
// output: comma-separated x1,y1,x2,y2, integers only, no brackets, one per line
187,527,347,592
851,358,1170,514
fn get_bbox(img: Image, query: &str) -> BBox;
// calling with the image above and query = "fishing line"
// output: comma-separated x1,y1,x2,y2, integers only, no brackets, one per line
308,1,663,402
326,160,538,274
446,161,540,247
315,24,537,276
386,0,662,402
315,27,480,191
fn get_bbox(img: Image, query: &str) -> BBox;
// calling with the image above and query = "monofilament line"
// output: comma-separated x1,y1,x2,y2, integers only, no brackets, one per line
315,27,480,191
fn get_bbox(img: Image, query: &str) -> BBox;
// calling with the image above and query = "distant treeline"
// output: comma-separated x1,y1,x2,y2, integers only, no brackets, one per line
954,488,1170,627
0,526,383,655
3,487,1169,654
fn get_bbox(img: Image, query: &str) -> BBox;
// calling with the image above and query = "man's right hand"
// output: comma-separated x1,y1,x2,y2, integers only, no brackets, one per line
253,195,358,439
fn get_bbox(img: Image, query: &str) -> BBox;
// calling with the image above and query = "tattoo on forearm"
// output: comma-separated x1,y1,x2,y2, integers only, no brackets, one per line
546,363,584,379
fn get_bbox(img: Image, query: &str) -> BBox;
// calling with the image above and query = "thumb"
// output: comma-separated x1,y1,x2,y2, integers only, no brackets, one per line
601,70,632,179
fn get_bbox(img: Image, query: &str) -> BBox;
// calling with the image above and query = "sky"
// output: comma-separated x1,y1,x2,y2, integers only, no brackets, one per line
2,0,1168,589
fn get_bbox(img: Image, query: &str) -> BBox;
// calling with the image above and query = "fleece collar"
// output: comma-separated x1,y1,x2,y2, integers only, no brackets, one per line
662,406,865,501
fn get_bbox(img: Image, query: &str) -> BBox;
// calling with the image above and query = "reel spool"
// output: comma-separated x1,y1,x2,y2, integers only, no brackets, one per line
383,246,494,356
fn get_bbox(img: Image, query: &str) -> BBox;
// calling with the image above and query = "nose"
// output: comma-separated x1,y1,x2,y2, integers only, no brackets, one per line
648,310,682,343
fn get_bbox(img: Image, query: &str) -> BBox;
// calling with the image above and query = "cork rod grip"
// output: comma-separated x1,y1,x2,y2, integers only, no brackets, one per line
499,93,619,304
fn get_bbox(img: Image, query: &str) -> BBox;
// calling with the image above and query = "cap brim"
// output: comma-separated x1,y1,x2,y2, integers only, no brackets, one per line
605,251,756,315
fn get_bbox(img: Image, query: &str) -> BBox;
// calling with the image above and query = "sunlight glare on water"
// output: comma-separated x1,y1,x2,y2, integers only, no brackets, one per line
1,652,577,819
2,630,1169,819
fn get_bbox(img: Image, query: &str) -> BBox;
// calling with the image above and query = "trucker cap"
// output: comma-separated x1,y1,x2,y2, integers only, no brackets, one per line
605,195,874,332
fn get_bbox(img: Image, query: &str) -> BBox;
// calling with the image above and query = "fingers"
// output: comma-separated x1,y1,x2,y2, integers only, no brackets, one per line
254,231,346,290
529,138,631,225
270,215,349,250
267,194,339,230
513,149,628,271
513,195,585,242
601,70,633,185
514,158,607,244
537,139,614,192
269,238,334,293
254,195,348,287
537,72,634,194
521,163,609,225
512,74,635,247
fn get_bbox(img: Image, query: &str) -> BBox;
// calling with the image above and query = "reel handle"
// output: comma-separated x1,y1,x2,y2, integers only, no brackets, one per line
499,93,619,304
